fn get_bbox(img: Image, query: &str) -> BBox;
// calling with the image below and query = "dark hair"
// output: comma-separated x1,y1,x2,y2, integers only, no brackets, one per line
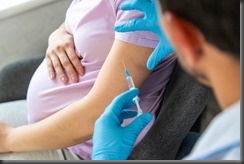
158,0,240,59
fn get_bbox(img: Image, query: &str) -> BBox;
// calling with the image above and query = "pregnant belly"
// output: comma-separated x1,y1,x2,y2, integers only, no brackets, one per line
26,59,99,123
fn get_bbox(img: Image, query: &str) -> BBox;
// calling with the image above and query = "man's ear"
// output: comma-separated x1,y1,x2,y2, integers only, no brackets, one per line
161,12,205,67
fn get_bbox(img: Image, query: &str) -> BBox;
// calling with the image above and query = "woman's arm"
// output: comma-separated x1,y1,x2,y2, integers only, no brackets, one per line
5,40,153,152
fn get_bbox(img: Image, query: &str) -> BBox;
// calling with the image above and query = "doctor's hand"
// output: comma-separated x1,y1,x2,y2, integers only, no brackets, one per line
92,89,152,160
115,0,174,70
46,23,84,84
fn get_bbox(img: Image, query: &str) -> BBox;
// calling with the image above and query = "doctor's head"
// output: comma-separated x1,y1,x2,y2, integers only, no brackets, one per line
157,0,240,87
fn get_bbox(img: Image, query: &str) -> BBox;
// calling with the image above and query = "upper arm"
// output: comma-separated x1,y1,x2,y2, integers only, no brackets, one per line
86,39,154,121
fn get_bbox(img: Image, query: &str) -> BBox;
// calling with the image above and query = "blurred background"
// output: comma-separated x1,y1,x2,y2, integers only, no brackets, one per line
0,0,72,70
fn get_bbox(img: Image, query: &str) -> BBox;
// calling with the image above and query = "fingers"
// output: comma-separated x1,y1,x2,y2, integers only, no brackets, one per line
48,52,68,84
46,47,84,84
106,89,139,117
46,56,56,80
115,0,153,33
120,109,138,120
65,46,84,76
58,50,79,83
114,18,145,32
127,113,153,135
123,98,137,109
147,43,174,70
120,0,150,11
46,29,84,84
147,44,162,70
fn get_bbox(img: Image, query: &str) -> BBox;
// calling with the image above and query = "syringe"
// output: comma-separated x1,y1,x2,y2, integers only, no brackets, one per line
122,60,143,115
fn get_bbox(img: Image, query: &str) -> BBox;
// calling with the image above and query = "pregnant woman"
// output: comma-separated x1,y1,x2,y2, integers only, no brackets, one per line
0,0,176,160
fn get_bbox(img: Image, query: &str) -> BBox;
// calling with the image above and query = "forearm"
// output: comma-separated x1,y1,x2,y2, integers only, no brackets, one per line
7,40,153,152
8,98,94,152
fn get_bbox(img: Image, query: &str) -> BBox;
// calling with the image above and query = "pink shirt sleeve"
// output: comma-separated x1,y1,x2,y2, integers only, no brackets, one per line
114,0,159,48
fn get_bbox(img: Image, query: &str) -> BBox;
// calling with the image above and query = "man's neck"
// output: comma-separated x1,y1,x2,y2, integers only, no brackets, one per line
208,52,240,110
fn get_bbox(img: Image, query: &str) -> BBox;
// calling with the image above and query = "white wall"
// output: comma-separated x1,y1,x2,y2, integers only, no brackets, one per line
0,0,72,70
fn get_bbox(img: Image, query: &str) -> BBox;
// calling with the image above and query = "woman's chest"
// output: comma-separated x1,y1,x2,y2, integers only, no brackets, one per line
65,0,117,61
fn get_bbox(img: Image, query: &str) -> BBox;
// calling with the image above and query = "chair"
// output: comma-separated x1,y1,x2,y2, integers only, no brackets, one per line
128,61,220,160
0,55,44,103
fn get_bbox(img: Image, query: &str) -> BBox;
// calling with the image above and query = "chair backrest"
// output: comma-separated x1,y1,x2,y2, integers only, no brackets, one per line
0,55,44,103
128,61,210,160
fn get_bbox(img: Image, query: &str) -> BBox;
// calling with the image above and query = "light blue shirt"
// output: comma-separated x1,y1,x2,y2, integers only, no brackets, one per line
184,101,240,160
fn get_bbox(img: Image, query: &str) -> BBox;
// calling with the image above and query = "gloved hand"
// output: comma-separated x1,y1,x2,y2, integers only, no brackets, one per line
92,88,153,160
115,0,174,70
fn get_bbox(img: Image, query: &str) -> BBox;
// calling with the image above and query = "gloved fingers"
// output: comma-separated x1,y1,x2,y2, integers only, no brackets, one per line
123,98,136,109
126,113,153,135
115,18,145,32
105,88,139,117
147,44,162,70
147,41,174,70
158,28,172,44
120,0,145,11
120,109,138,120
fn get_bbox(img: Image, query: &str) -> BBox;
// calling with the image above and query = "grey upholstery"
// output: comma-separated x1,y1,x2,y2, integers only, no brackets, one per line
0,55,44,103
128,61,211,160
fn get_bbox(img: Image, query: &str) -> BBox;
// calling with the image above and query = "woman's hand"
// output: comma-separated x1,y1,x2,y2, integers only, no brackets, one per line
46,23,85,84
0,122,14,153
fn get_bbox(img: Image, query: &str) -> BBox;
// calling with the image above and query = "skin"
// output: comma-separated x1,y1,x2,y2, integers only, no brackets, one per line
159,11,240,110
46,23,84,84
0,39,153,153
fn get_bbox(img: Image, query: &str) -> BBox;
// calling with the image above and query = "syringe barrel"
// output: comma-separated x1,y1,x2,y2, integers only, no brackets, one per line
126,76,136,89
125,71,143,115
126,77,140,102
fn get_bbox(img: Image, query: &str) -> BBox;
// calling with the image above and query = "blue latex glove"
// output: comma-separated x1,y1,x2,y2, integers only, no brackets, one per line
115,0,174,70
92,88,153,160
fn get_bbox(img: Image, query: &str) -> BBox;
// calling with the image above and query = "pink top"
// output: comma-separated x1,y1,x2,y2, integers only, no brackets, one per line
26,0,176,160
